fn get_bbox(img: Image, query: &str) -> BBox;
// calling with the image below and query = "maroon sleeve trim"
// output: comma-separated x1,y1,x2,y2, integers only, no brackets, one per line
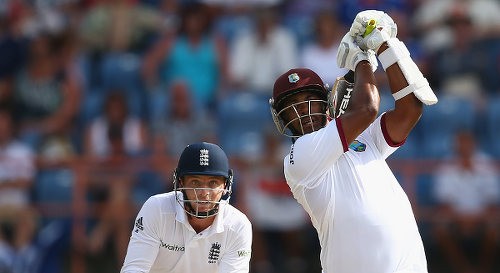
335,118,348,152
381,113,406,147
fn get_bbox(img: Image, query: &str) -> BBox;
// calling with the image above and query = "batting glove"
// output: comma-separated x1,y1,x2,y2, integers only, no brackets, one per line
349,10,397,53
337,33,378,72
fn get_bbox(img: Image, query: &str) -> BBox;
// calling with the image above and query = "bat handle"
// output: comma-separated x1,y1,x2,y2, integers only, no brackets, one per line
345,19,376,83
363,19,377,37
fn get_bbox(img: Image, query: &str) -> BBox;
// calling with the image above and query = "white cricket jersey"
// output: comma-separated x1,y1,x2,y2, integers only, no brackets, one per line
120,192,252,273
285,114,427,273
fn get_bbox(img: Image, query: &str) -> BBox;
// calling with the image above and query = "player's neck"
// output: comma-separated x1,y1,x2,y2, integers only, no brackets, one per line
188,215,216,234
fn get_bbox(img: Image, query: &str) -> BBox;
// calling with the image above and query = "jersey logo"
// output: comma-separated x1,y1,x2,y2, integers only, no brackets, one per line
237,250,251,257
200,149,209,166
160,240,185,251
349,140,366,152
208,242,221,264
289,144,295,165
134,217,144,233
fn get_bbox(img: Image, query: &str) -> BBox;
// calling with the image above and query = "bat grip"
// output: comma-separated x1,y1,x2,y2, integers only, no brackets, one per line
363,19,377,37
344,19,377,83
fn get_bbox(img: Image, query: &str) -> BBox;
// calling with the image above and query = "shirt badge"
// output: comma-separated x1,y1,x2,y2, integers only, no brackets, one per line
208,242,221,264
349,140,366,152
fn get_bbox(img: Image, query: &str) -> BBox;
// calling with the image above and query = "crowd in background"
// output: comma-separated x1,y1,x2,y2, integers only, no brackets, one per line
0,0,500,273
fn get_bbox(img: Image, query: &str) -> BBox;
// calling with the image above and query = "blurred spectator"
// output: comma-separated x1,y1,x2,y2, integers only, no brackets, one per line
336,0,412,26
413,0,500,53
229,6,297,93
85,123,138,271
432,130,500,273
156,0,181,32
0,108,38,273
12,31,82,149
79,0,164,54
84,91,148,158
239,130,308,273
282,0,335,17
0,78,14,110
201,0,283,8
151,80,217,159
79,0,165,97
81,90,150,271
424,8,488,105
0,16,27,80
142,2,228,111
300,10,346,88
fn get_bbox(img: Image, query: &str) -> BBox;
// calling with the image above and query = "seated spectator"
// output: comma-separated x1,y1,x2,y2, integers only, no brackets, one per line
83,91,149,270
432,130,500,273
238,130,309,273
0,108,38,273
142,2,228,112
151,80,217,158
85,122,138,272
229,6,297,93
300,10,346,88
79,0,164,54
424,8,487,105
84,91,148,158
12,30,82,149
413,0,500,53
0,78,13,110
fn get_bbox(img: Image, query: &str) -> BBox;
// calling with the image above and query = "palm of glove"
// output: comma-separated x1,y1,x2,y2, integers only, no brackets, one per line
349,10,397,52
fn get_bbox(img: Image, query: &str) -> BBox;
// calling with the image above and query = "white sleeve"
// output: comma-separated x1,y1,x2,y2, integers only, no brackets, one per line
120,196,162,273
218,217,252,273
364,113,402,159
285,119,346,188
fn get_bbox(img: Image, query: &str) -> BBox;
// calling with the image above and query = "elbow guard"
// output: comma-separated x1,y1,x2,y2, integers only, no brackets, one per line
378,38,438,105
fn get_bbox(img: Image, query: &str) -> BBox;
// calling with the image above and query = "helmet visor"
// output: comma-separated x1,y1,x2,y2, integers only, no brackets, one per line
174,174,232,218
275,99,328,137
175,187,230,218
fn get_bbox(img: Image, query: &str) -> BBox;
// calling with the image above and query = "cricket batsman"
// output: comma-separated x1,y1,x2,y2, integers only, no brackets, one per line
269,10,437,273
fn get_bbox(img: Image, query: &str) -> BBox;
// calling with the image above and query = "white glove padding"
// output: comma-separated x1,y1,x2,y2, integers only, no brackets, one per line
337,33,378,72
349,10,397,52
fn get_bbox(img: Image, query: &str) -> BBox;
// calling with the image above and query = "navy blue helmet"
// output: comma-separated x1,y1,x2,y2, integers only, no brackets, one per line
174,142,233,218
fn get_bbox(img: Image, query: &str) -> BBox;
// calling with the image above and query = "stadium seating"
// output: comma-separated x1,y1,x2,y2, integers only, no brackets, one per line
282,14,314,49
133,170,168,206
217,92,273,157
32,169,74,207
418,95,476,158
213,13,254,46
485,95,500,157
415,173,437,208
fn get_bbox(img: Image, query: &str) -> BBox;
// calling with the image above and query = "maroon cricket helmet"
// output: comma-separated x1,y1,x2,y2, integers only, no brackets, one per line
270,68,334,137
271,68,328,110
